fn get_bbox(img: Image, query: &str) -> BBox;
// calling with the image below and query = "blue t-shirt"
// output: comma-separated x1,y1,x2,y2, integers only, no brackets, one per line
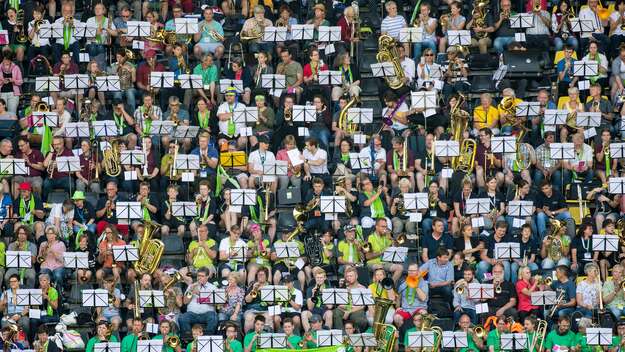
551,279,576,303
557,59,577,83
191,145,219,175
0,193,12,220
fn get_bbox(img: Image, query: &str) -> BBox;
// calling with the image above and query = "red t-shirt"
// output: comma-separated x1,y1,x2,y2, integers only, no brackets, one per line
515,279,539,312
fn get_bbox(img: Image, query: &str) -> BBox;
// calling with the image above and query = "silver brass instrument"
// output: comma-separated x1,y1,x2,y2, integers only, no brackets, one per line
548,289,566,318
47,152,57,178
528,319,548,352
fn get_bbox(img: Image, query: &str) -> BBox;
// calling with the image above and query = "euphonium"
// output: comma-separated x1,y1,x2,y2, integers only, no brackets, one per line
103,139,121,177
335,176,353,217
133,220,164,275
546,219,564,261
454,139,477,173
396,195,406,215
372,297,398,352
166,335,180,348
472,0,490,39
209,29,225,41
498,96,517,125
338,95,360,135
376,34,405,90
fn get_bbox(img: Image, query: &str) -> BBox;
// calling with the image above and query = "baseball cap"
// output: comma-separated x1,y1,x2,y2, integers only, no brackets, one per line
310,314,322,323
343,224,356,232
144,50,156,59
225,86,237,96
19,182,31,191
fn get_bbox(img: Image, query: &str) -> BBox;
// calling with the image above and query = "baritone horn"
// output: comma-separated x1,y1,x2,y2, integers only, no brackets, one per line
166,335,180,349
376,34,405,90
133,220,164,275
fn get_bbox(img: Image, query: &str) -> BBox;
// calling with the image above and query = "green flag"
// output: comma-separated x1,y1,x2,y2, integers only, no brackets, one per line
41,125,52,155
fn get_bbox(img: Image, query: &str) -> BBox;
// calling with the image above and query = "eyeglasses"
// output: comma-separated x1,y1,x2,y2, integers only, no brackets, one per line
424,53,434,56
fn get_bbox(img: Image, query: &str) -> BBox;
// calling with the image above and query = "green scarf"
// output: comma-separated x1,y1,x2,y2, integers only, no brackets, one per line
227,104,236,136
142,199,151,221
605,147,611,177
365,192,384,218
250,195,262,224
19,196,35,224
215,165,240,196
40,125,52,155
196,197,211,222
10,0,19,10
95,17,106,44
141,106,153,137
198,111,210,130
113,112,126,134
392,151,404,171
63,22,71,50
340,153,349,164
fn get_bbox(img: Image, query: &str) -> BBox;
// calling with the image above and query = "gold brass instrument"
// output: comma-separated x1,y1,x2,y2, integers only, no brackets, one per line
528,319,548,352
533,0,541,12
546,219,565,262
133,279,141,319
209,29,225,41
37,244,47,263
396,195,407,216
449,93,475,173
108,292,115,305
47,152,57,179
515,126,532,170
495,282,502,294
455,282,466,294
428,192,437,209
338,95,360,135
36,102,49,112
250,283,260,298
372,297,398,352
535,275,553,285
419,312,443,352
16,9,27,43
284,108,293,122
498,96,517,125
275,18,288,27
472,0,490,39
471,325,486,338
376,34,405,90
166,335,180,349
335,176,353,217
133,220,164,275
103,139,121,177
240,19,265,41
285,196,320,241
163,271,183,292
147,28,177,45
440,13,450,29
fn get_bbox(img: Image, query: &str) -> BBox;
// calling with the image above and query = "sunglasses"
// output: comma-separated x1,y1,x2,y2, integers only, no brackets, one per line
424,53,434,56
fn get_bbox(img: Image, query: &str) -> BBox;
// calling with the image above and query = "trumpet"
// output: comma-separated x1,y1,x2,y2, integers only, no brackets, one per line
47,152,57,178
535,275,553,285
494,282,502,294
249,283,260,298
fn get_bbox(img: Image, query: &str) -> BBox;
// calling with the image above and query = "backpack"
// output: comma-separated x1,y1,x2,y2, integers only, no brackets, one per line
29,54,52,77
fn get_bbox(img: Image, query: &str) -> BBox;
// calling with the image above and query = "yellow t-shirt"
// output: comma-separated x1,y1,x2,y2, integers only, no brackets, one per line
188,239,216,268
247,239,271,267
368,282,389,299
473,105,499,130
322,243,334,265
338,240,362,264
367,233,392,264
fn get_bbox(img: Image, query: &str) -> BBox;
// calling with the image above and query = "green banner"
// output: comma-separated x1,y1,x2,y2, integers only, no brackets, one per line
259,345,346,352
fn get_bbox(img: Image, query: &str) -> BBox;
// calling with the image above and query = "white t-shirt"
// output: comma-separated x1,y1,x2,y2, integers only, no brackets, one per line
28,19,50,46
248,149,276,173
401,57,416,84
85,16,117,45
579,7,604,38
217,102,245,137
284,288,303,313
303,148,328,174
359,146,387,171
218,238,248,262
185,281,217,314
53,110,72,137
570,143,593,168
610,12,625,36
383,102,410,131
54,17,80,45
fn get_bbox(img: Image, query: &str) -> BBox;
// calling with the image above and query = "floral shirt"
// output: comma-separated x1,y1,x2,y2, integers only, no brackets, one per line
222,286,244,316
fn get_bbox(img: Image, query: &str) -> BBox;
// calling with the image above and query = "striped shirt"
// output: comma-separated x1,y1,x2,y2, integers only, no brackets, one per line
381,15,406,40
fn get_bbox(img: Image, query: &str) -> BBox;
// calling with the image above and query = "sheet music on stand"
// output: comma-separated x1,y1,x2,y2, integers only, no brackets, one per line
403,193,428,210
586,328,613,346
494,242,521,260
148,121,176,136
610,143,625,159
171,201,198,218
120,150,146,166
591,234,619,252
530,291,556,306
198,289,227,305
197,336,224,352
447,30,471,46
63,122,90,138
6,251,31,269
260,74,287,90
399,27,423,43
609,177,625,194
544,109,568,125
370,62,397,78
570,18,595,33
500,334,528,350
318,71,342,86
573,61,599,77
138,290,165,308
56,156,81,173
93,120,119,137
320,288,349,305
466,283,495,300
406,332,435,348
317,26,341,42
576,112,601,127
442,332,468,349
262,26,288,42
174,154,200,171
433,141,460,157
231,189,257,206
127,21,151,37
63,74,90,89
349,288,374,306
465,198,491,215
233,106,259,125
258,334,287,349
260,285,290,303
94,342,121,352
150,72,175,89
382,246,409,263
411,91,438,110
95,75,121,91
274,241,300,261
0,159,27,176
549,143,575,160
82,289,109,307
507,201,534,217
137,339,163,352
510,14,535,28
15,289,42,306
219,79,244,94
515,102,541,118
173,125,200,139
116,201,142,222
320,196,346,214
38,23,60,39
35,77,61,92
491,136,516,154
112,245,140,262
178,74,203,89
62,252,89,269
290,24,314,40
349,153,370,170
346,334,377,347
317,330,344,347
173,17,199,34
292,105,317,123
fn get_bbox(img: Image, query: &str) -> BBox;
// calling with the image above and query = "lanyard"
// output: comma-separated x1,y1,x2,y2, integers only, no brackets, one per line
198,111,210,129
342,66,352,83
113,112,125,132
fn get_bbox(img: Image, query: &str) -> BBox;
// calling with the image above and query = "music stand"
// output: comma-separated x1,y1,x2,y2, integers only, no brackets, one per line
262,160,287,183
399,27,423,43
407,332,435,349
94,342,121,352
0,159,27,177
317,26,341,42
349,153,371,170
149,72,174,89
319,71,342,86
494,243,521,260
491,136,516,154
549,143,575,160
500,334,527,351
586,328,613,346
173,125,200,140
609,177,625,194
466,283,495,300
262,26,287,42
442,332,468,349
573,61,598,77
197,336,224,352
515,102,541,118
570,18,595,33
544,110,568,125
137,340,163,352
15,289,41,306
63,74,90,90
148,121,175,137
290,25,314,40
174,18,199,35
198,289,227,305
95,76,121,91
465,198,491,215
576,112,601,127
174,154,200,173
35,77,61,92
62,252,89,269
274,242,300,267
127,21,151,37
219,79,244,94
292,105,316,123
261,74,286,92
507,201,534,217
592,234,619,252
138,290,165,309
371,62,396,79
258,334,286,349
610,143,625,159
178,74,203,89
232,107,258,125
231,189,256,206
317,330,343,346
382,247,409,263
82,289,109,307
260,285,289,303
320,288,349,305
447,30,471,46
320,196,346,215
6,251,31,270
530,291,556,306
112,245,139,262
120,150,145,167
434,141,460,158
349,288,374,306
116,201,142,224
63,122,90,138
346,334,377,347
347,108,374,125
171,201,197,218
93,120,119,138
510,14,535,28
56,156,80,194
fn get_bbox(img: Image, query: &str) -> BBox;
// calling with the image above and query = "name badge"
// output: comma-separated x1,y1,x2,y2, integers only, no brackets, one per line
430,210,437,217
584,252,591,259
200,170,207,178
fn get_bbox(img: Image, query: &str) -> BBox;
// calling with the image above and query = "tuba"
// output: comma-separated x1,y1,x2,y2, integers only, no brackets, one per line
372,297,398,352
133,220,165,275
103,139,121,177
419,312,443,352
376,34,405,90
545,219,564,262
472,0,490,39
450,94,475,173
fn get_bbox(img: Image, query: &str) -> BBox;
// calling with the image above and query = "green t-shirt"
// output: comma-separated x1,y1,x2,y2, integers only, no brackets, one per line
247,239,271,267
306,331,318,349
486,330,503,352
611,335,623,350
230,339,244,352
338,240,362,264
287,335,302,350
460,331,480,352
576,333,592,352
403,327,417,347
193,63,219,86
121,334,139,352
367,233,392,264
244,332,258,352
86,335,119,352
188,239,217,268
544,330,576,351
153,334,179,352
45,287,58,316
